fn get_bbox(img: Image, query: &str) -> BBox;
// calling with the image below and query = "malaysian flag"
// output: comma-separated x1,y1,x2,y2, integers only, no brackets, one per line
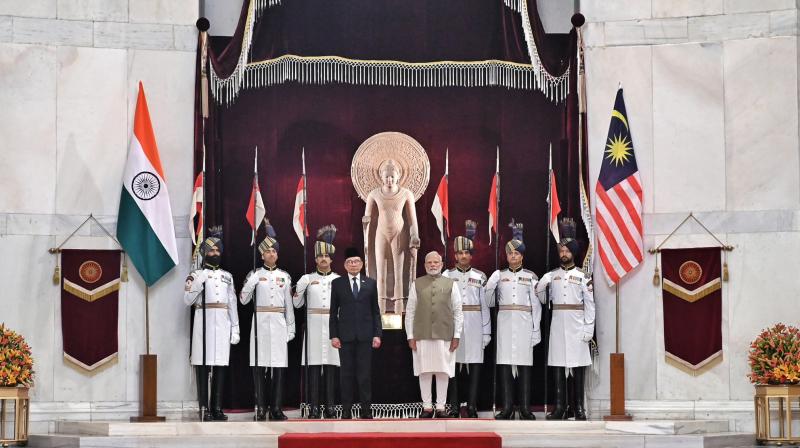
595,88,643,285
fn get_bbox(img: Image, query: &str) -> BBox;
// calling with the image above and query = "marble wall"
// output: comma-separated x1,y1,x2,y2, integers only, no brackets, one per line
0,0,198,433
582,0,800,430
0,0,798,434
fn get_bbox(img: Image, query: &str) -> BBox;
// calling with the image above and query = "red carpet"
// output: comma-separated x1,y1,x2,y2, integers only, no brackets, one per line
279,432,501,448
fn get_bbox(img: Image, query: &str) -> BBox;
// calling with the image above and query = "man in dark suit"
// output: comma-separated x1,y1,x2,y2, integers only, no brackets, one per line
330,247,382,419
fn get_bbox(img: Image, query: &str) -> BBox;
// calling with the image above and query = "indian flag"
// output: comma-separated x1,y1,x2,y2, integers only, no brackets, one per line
117,82,178,286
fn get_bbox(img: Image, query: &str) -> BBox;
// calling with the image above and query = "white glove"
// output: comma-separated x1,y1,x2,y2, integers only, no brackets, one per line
288,332,296,342
192,270,208,285
581,327,594,343
482,334,491,349
230,325,240,345
531,332,541,347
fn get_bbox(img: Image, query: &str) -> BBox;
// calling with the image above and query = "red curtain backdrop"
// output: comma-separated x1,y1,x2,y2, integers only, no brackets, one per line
195,0,583,410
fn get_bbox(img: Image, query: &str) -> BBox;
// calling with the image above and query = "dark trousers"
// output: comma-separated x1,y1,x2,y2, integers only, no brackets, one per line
339,340,372,409
308,365,338,409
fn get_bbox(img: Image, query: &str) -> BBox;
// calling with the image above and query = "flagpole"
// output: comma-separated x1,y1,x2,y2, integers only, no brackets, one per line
252,146,260,419
615,284,620,353
199,69,209,422
145,285,150,355
542,143,554,416
301,147,310,417
443,149,449,266
491,146,500,416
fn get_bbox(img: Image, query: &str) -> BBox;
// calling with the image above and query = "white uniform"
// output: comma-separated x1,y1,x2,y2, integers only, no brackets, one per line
405,278,464,377
184,268,240,366
486,267,542,366
240,266,295,367
443,267,490,364
536,266,595,367
293,270,340,366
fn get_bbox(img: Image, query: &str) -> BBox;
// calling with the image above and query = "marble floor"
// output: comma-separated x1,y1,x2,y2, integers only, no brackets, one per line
25,419,756,447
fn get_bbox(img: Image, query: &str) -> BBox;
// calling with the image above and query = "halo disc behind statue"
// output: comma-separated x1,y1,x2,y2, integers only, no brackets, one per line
351,132,430,202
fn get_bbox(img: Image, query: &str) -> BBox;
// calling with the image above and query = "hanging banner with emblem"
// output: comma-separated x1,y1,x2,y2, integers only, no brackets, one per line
60,249,121,371
661,247,722,375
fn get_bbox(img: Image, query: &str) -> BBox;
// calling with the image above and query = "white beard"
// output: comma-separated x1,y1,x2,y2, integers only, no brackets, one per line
426,268,441,276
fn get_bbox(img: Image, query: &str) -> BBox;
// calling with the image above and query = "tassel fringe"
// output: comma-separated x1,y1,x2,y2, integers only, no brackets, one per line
53,265,61,285
121,254,129,283
653,265,660,286
210,0,569,107
722,261,729,282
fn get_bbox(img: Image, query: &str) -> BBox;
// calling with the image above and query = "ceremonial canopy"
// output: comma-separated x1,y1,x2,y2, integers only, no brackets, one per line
194,0,587,410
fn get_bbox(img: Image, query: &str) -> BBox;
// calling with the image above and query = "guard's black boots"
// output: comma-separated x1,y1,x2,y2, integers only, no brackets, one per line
466,364,481,418
323,366,338,419
572,367,587,421
517,366,535,420
268,368,288,420
253,367,268,421
209,367,228,421
195,366,211,421
546,367,568,420
494,365,516,420
447,375,460,417
307,366,322,419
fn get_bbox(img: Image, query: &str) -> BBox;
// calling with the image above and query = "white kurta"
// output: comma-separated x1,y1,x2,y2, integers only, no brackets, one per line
536,266,595,367
405,276,464,377
443,267,490,364
293,270,340,366
240,266,295,367
184,268,240,366
486,268,541,366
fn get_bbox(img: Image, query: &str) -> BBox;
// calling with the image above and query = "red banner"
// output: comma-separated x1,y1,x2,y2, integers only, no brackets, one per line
661,247,722,374
60,249,121,371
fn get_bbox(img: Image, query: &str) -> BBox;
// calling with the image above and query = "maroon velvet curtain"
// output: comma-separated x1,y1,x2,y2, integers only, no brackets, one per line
194,0,582,411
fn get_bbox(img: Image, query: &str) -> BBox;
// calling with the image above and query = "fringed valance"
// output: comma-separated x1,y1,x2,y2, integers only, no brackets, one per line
209,0,570,107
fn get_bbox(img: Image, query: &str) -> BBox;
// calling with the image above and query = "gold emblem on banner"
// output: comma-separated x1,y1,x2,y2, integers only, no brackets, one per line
678,260,702,285
79,261,103,284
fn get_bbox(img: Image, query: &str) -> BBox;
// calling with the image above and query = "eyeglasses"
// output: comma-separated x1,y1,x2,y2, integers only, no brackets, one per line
345,259,363,265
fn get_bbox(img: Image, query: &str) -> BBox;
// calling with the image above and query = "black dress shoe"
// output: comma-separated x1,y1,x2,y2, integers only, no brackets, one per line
518,408,536,420
210,409,228,421
494,408,515,420
341,409,353,419
419,409,434,419
466,406,479,418
269,409,288,421
323,408,337,419
435,410,450,419
307,406,321,419
546,408,567,420
255,407,267,421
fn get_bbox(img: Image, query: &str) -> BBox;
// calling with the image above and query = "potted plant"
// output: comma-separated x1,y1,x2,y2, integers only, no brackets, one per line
0,323,35,388
0,323,34,446
749,323,800,444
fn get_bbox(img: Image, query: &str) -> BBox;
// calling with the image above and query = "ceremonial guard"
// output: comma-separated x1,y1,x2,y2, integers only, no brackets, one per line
485,221,542,420
184,229,240,421
241,224,295,421
442,220,490,418
536,219,595,420
293,225,341,419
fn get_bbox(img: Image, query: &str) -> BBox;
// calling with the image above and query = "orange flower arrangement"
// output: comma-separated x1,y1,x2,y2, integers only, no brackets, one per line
0,324,34,387
748,323,800,385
